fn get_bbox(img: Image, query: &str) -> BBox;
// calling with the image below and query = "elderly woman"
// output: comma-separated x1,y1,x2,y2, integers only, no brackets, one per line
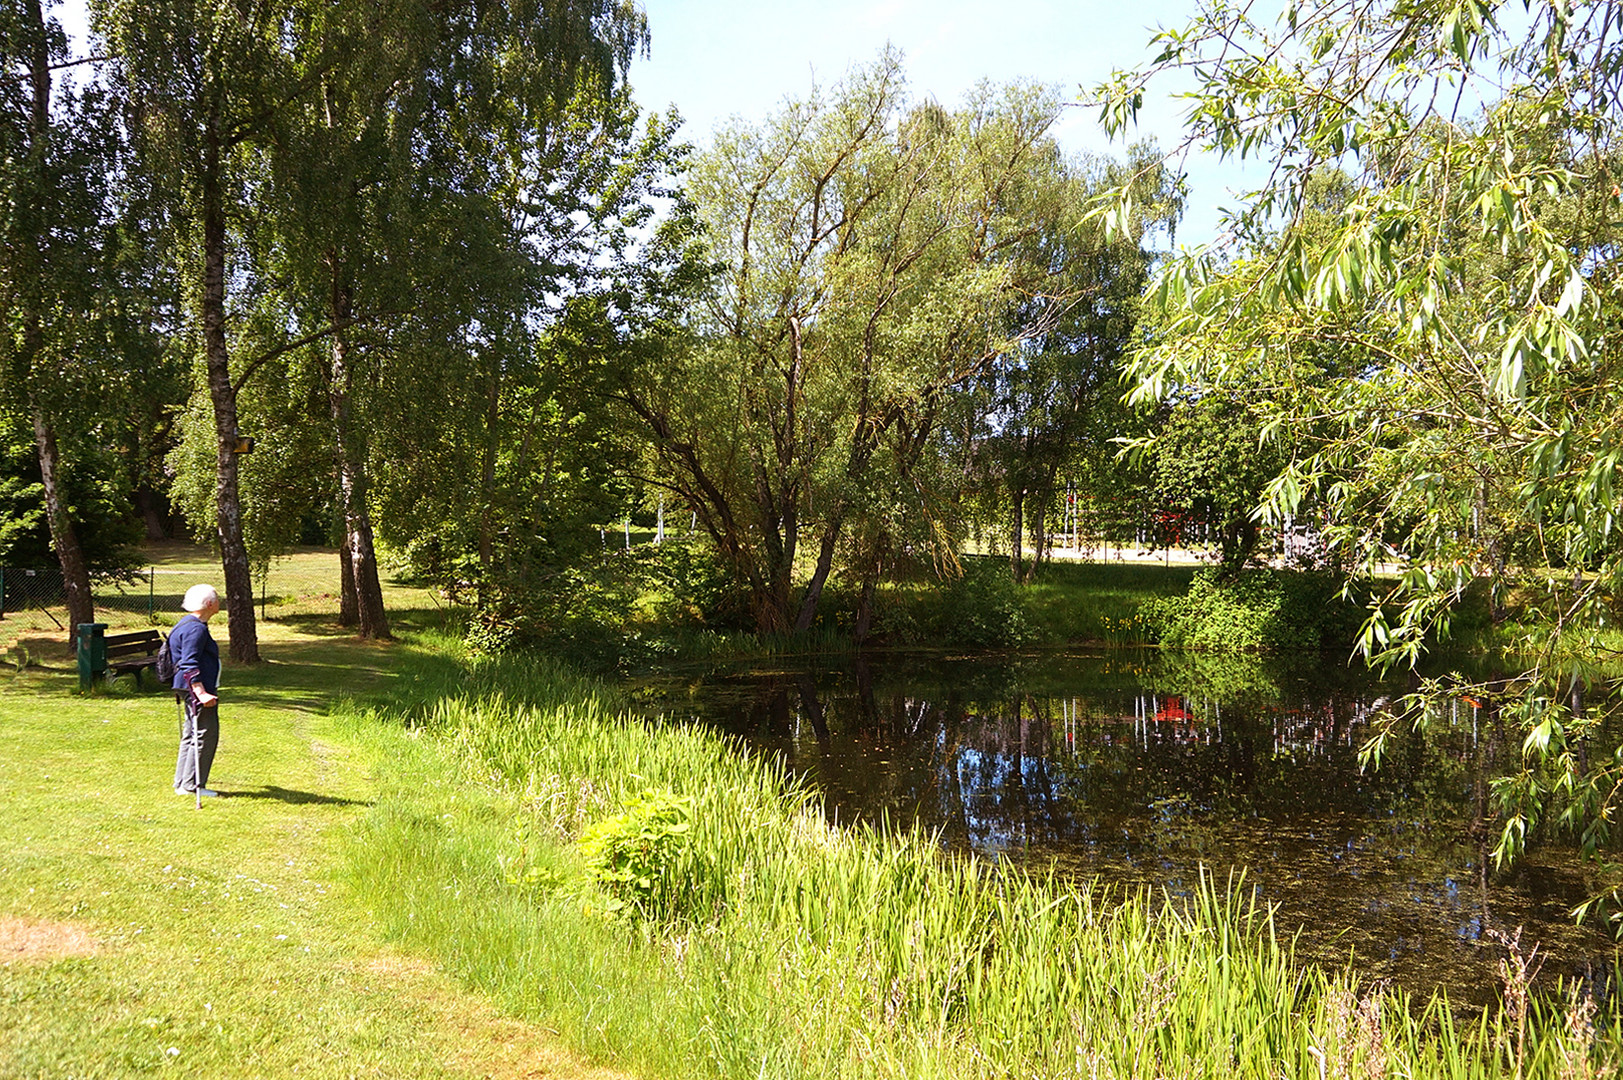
170,583,223,798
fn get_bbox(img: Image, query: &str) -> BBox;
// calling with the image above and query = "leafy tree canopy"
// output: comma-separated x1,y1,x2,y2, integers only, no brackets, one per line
1093,0,1623,900
618,52,1173,633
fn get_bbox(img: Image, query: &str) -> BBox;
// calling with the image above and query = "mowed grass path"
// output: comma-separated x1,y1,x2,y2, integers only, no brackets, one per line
0,551,629,1080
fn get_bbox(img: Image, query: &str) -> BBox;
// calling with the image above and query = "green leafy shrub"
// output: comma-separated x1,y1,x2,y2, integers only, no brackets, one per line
463,536,762,669
894,560,1034,648
1146,568,1356,653
577,788,699,922
638,534,752,631
944,562,1034,647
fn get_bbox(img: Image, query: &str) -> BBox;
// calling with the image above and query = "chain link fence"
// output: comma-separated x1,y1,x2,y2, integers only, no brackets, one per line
1,567,190,651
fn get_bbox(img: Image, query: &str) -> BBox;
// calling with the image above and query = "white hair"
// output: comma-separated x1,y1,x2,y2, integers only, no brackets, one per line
182,584,220,613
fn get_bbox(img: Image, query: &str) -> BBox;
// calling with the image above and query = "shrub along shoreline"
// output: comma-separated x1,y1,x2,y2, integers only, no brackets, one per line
343,635,1621,1079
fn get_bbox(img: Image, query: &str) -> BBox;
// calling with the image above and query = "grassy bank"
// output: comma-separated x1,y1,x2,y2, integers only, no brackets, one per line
344,643,1623,1079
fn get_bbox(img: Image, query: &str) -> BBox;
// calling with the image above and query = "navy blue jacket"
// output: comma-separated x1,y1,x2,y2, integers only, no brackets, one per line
169,613,220,696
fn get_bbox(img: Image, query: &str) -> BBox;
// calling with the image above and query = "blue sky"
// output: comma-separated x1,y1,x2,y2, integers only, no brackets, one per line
629,0,1257,248
56,0,1251,245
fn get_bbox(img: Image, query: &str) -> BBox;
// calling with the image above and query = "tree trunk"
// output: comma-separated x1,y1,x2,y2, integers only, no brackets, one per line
750,585,793,636
338,536,358,626
852,575,876,644
32,406,94,644
346,499,390,638
1010,488,1026,582
328,275,390,639
792,516,843,633
18,0,92,647
135,485,172,540
201,124,259,663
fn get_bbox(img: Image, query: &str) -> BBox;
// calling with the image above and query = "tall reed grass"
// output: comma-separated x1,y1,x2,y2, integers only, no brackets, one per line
339,642,1622,1079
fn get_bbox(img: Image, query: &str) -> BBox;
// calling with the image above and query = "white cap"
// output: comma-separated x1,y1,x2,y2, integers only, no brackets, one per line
182,584,220,613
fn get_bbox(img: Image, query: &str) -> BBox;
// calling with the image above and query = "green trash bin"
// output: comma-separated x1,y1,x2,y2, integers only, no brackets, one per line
76,622,108,689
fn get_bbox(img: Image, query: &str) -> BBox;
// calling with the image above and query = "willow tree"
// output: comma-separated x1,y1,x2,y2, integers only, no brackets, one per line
616,55,1116,634
1094,0,1623,901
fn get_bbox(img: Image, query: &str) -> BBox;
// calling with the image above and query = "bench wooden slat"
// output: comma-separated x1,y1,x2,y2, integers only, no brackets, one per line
104,631,163,646
98,630,166,686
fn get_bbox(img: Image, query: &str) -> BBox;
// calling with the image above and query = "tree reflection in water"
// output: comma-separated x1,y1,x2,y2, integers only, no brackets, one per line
634,650,1619,1006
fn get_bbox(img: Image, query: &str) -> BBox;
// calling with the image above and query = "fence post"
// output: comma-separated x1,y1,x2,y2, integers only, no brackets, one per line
0,566,6,620
148,567,154,620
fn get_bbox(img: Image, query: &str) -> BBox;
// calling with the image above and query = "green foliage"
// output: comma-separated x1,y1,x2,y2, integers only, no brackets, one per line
577,788,697,922
366,95,691,619
865,560,1036,648
462,552,639,668
933,560,1034,648
0,418,142,575
1151,396,1286,570
1147,568,1356,653
165,367,333,571
462,536,755,671
633,533,751,632
0,427,45,561
1096,0,1623,875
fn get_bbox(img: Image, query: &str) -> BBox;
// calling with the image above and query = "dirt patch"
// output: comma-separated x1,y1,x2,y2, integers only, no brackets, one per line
0,915,98,962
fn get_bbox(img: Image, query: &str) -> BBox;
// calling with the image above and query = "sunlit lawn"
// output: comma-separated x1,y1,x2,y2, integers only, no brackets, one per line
0,562,630,1080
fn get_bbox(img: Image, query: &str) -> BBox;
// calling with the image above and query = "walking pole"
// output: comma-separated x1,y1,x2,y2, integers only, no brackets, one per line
192,693,202,811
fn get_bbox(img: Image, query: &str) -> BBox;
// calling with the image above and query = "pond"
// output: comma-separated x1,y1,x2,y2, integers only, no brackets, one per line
633,648,1620,1006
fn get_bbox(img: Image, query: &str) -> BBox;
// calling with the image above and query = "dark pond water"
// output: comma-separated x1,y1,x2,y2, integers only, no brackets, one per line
632,648,1620,1006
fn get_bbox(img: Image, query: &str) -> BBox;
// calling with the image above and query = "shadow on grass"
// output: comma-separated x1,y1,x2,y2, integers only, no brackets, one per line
222,784,371,807
265,607,462,638
261,613,368,638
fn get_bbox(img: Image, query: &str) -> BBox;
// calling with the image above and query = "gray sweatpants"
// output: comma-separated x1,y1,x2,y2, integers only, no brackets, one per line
173,694,219,792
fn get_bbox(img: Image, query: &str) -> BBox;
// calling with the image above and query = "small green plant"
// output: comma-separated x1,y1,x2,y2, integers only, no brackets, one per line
577,788,696,921
464,610,520,656
1098,612,1155,645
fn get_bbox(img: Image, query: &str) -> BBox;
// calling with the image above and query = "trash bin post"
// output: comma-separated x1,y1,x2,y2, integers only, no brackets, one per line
76,622,108,689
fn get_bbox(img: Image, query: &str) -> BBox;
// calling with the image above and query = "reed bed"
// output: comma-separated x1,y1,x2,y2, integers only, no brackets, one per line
341,645,1622,1079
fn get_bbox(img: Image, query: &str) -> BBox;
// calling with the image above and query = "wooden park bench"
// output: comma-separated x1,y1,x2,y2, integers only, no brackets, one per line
103,629,166,686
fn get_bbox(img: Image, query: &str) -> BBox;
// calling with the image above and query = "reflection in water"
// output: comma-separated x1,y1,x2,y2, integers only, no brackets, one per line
634,650,1619,1005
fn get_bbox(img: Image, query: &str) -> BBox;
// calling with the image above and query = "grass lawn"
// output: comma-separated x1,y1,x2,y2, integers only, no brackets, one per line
0,548,629,1080
1020,557,1199,643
